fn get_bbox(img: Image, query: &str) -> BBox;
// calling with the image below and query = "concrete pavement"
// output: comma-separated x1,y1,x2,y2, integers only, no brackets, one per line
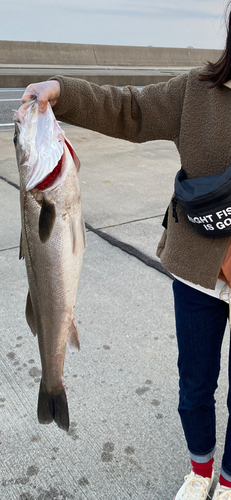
0,125,230,499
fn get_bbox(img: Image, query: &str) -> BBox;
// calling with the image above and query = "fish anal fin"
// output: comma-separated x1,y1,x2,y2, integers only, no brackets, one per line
37,380,69,432
26,291,37,336
69,318,80,350
19,232,24,259
39,197,56,243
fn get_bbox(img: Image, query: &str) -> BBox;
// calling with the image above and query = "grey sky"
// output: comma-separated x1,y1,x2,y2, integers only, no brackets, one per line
0,0,229,49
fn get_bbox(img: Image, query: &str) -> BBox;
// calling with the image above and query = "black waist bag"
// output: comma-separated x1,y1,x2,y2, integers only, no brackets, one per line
173,165,231,238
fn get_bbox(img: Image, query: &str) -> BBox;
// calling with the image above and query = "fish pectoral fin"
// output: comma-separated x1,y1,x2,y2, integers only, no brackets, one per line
39,197,56,243
81,216,86,252
70,216,78,255
37,380,69,432
70,215,86,256
68,319,80,350
26,291,37,336
19,232,24,259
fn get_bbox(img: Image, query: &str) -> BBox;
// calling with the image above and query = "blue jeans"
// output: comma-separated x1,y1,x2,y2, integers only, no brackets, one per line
173,279,231,480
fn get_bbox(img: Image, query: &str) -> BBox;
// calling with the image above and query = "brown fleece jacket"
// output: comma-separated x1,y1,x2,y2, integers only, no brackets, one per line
51,67,231,290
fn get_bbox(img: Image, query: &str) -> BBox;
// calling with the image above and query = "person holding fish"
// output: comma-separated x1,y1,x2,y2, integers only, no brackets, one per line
20,6,231,500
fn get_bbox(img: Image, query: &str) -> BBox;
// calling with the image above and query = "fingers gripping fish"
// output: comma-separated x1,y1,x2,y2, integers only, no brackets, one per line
14,100,86,431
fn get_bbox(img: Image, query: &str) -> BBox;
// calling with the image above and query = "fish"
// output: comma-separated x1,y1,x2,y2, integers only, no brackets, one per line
14,100,86,431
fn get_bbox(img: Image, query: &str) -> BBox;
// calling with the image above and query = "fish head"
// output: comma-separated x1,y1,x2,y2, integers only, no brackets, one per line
13,99,65,192
13,100,39,183
13,120,26,170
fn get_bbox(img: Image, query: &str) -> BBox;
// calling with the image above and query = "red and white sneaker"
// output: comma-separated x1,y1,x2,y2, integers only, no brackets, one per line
174,470,214,499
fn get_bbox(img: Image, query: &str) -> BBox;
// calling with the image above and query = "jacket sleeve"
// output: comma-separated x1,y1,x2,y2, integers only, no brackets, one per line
51,73,188,143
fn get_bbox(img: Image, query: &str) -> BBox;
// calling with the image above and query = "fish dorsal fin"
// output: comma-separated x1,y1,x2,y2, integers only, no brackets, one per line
68,319,80,350
19,231,24,259
26,291,37,336
39,197,56,243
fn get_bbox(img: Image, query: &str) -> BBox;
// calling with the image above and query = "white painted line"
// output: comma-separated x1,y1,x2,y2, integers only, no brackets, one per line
0,99,21,102
0,88,25,91
0,121,62,127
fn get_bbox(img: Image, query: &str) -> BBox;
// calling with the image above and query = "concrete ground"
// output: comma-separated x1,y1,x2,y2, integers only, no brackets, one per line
0,125,230,500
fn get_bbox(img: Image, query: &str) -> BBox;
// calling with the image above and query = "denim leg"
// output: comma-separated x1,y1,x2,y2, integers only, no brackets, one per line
173,279,229,459
222,331,231,478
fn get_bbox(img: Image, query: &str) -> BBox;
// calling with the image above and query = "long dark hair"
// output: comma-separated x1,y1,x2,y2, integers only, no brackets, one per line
199,2,231,87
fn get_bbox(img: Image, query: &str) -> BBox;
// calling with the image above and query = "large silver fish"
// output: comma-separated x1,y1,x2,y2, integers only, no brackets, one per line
14,100,86,431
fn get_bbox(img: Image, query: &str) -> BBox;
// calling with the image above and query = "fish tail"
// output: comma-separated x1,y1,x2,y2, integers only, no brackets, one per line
37,380,69,431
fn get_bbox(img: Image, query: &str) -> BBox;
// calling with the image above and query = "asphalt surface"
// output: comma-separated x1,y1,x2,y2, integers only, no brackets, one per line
0,117,230,499
0,88,26,126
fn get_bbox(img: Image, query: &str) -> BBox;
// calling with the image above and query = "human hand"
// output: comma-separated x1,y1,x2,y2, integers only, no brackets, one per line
21,80,61,113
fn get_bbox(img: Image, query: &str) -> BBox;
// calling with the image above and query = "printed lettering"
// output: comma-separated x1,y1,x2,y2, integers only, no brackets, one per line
216,209,231,220
216,219,231,229
217,221,226,230
187,215,213,224
199,215,213,224
203,224,214,231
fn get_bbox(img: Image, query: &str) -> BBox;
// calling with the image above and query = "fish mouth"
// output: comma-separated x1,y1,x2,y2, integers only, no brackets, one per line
14,98,37,125
35,140,75,191
35,154,63,191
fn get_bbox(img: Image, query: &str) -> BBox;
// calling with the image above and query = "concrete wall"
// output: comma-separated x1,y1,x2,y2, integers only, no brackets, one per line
0,41,97,66
0,40,222,67
93,45,222,67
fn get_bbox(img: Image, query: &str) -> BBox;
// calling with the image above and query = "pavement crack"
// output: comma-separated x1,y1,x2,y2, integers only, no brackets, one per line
0,175,20,190
0,245,20,252
85,222,173,280
96,213,165,230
